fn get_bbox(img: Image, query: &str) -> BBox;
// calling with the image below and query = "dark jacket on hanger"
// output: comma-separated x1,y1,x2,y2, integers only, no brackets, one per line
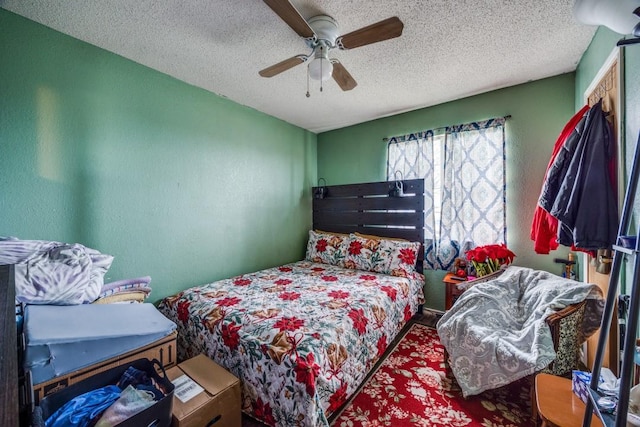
538,100,618,250
531,105,589,254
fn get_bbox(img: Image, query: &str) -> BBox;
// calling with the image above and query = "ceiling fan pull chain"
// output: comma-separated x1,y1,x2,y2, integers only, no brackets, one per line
320,54,324,92
320,57,324,92
306,64,311,98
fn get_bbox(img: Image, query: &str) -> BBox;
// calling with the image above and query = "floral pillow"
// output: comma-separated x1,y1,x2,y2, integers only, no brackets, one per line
387,240,421,277
305,230,348,266
343,234,391,273
343,233,421,277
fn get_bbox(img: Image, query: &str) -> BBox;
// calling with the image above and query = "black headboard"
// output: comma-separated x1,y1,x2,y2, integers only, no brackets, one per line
312,179,425,273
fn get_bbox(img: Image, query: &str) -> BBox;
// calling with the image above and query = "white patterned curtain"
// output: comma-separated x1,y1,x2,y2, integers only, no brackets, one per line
386,131,438,268
387,118,506,270
438,118,506,269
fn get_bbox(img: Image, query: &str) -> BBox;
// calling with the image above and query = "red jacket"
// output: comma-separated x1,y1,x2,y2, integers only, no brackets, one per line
531,105,589,254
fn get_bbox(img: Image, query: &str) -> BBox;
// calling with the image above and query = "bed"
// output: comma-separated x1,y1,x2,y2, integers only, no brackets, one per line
157,179,425,427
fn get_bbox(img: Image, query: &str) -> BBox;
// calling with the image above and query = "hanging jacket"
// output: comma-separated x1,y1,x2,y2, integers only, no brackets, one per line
531,105,589,254
538,100,618,250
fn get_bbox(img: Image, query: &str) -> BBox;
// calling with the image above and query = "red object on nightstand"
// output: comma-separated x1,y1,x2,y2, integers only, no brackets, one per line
443,273,467,310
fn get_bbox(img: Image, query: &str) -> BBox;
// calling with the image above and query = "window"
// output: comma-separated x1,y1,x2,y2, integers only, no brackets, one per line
387,118,506,270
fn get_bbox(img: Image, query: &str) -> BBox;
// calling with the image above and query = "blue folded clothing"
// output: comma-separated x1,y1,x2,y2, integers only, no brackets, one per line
45,366,165,427
45,385,121,427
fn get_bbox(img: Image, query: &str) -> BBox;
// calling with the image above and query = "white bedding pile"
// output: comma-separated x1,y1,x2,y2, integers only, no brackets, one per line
0,237,113,305
437,266,603,397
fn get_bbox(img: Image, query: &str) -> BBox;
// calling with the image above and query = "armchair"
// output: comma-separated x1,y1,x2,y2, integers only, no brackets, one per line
436,266,604,397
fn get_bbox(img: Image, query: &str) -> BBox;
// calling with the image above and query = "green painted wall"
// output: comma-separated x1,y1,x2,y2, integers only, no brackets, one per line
317,75,577,311
0,10,317,303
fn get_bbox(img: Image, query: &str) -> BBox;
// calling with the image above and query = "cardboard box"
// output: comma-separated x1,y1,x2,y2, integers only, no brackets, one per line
32,331,177,403
166,354,241,427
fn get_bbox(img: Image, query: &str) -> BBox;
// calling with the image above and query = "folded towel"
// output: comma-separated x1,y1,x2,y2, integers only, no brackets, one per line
98,284,151,299
101,276,151,293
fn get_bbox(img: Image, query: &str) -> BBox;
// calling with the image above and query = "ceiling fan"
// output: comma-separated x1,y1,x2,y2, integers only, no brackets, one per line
259,0,404,93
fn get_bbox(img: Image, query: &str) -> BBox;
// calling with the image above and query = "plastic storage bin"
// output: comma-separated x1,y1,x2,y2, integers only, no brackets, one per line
31,358,174,427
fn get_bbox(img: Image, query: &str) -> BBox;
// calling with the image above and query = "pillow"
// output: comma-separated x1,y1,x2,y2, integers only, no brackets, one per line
315,229,349,237
344,233,421,277
354,232,408,242
343,233,391,273
386,240,421,277
305,230,348,266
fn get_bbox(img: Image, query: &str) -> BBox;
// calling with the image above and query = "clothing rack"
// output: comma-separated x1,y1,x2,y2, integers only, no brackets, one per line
583,131,640,427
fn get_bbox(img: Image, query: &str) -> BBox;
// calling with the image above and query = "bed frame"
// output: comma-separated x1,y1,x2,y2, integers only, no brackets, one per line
312,179,425,273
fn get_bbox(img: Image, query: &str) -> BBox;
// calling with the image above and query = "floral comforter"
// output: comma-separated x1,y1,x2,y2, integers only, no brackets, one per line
157,260,424,427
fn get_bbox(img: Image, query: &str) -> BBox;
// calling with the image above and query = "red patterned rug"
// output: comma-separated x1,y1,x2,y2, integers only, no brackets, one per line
331,323,535,427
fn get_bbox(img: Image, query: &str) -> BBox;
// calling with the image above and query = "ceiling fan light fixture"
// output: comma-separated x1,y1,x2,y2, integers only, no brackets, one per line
260,1,404,91
308,56,333,81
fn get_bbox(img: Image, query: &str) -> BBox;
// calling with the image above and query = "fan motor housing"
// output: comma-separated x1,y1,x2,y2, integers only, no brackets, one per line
307,15,340,47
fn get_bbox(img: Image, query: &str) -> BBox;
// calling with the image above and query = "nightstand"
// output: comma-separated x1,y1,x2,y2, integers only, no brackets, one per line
444,269,507,310
443,273,467,310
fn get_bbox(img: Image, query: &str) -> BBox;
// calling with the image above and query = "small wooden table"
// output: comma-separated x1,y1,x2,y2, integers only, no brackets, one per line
534,373,603,427
443,273,467,310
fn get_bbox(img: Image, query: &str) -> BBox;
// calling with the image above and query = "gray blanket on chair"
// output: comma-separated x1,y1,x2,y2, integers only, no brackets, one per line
436,266,603,397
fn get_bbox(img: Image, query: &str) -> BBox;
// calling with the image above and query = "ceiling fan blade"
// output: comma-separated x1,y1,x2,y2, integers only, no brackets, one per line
331,60,357,91
337,17,404,50
259,55,306,77
263,0,315,39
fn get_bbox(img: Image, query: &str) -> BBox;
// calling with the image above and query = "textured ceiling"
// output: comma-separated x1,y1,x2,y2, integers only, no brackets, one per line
1,0,597,133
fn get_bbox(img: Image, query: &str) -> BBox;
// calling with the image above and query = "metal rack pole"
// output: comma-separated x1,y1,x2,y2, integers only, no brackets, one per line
583,132,640,427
